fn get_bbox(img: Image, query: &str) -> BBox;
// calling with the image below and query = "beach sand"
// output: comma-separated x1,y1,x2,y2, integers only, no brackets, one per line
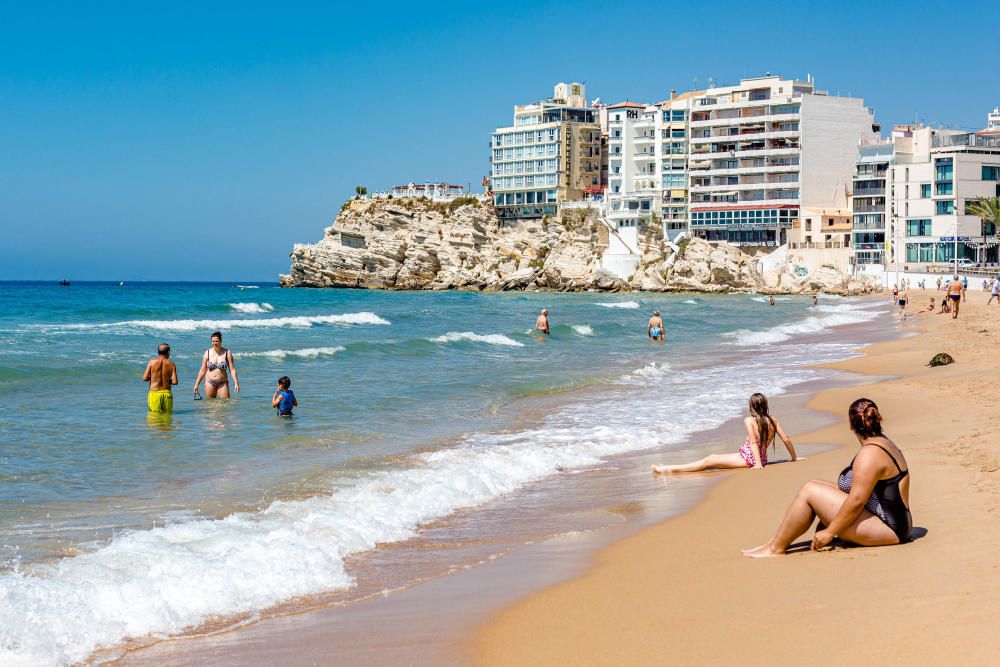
475,299,1000,665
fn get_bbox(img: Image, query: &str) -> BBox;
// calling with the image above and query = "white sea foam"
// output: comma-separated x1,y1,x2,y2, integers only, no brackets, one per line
725,303,881,345
0,328,867,665
41,312,390,332
229,302,274,314
428,332,524,347
682,299,698,305
596,301,640,309
571,325,594,336
234,285,260,289
239,346,346,360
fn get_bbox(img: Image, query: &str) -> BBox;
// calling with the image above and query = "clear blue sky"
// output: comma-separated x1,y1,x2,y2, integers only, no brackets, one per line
2,0,998,281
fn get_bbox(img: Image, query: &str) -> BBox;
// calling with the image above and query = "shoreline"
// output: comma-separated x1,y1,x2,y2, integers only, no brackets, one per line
474,301,1000,665
111,306,892,665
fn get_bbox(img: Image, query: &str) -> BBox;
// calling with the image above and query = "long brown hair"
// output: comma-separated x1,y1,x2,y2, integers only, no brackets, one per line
848,398,883,438
749,393,776,448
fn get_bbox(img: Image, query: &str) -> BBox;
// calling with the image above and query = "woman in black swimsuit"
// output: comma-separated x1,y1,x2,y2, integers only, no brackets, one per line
743,398,911,557
193,331,241,398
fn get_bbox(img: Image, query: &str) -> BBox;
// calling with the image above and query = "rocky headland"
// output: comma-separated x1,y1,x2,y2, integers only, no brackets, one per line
280,198,875,294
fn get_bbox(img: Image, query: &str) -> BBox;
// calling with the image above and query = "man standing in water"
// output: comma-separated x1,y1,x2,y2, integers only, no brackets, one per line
143,343,178,412
534,308,550,335
948,275,963,319
647,309,665,344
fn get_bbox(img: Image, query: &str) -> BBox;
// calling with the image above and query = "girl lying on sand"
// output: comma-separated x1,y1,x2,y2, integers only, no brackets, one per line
743,398,911,557
652,393,799,473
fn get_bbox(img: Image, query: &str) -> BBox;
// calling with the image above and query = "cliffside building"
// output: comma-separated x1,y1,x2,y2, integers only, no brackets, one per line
686,75,878,248
490,83,602,219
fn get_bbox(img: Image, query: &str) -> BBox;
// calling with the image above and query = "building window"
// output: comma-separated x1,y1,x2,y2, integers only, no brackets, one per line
936,182,953,196
920,184,931,198
935,200,955,215
906,219,932,236
983,165,1000,181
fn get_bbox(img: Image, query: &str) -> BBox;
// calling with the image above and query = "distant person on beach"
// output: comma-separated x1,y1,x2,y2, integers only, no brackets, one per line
936,277,942,291
948,275,963,319
897,287,908,317
892,284,898,303
652,393,798,473
962,276,968,301
743,398,911,557
926,297,935,312
647,310,665,343
272,376,297,416
989,276,1000,305
143,343,178,412
193,331,241,398
938,298,951,315
812,295,818,306
769,295,776,306
534,308,550,335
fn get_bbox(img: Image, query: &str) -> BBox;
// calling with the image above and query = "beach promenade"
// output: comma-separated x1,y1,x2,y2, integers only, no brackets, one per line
476,301,1000,665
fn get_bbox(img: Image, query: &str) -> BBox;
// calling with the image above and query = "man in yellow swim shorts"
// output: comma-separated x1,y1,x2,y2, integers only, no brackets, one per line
142,343,178,412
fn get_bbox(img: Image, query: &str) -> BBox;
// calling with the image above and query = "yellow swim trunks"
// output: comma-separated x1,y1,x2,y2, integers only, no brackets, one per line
147,390,174,413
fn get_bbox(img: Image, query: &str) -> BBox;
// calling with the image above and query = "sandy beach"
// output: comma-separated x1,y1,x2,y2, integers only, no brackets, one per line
476,298,1000,665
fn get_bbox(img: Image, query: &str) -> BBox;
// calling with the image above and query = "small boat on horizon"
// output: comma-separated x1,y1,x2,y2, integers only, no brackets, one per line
58,280,71,286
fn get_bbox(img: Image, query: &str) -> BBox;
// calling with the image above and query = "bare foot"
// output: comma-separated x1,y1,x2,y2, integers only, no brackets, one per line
652,464,676,474
742,543,785,558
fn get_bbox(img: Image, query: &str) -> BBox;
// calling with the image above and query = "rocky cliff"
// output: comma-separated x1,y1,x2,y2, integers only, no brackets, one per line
280,198,876,295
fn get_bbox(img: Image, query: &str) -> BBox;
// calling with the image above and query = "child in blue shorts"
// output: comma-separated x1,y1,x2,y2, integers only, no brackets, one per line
271,375,298,416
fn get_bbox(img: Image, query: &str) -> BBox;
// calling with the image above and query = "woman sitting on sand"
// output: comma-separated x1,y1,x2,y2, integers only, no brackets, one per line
193,331,241,398
652,393,797,473
743,398,911,557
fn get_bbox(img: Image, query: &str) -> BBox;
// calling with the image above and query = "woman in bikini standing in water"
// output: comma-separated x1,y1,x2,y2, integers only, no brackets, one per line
193,331,241,398
652,393,798,473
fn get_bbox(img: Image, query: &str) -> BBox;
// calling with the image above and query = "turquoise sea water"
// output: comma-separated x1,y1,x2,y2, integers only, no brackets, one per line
0,282,886,664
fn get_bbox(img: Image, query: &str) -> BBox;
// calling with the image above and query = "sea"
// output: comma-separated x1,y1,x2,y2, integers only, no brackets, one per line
0,282,889,665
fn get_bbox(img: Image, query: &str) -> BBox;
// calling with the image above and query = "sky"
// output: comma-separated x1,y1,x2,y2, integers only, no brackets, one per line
2,0,999,281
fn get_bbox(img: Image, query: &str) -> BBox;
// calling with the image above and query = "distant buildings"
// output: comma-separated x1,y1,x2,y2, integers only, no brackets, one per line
490,83,602,219
852,122,1000,273
388,183,465,201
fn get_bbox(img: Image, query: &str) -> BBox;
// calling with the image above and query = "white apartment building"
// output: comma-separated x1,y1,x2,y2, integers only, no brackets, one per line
385,182,465,201
686,75,878,247
606,102,659,254
850,141,892,267
490,83,602,219
855,124,1000,273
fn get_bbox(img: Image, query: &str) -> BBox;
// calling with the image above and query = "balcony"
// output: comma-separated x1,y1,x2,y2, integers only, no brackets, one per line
688,110,800,128
852,204,885,213
634,153,656,161
634,135,656,144
851,187,885,196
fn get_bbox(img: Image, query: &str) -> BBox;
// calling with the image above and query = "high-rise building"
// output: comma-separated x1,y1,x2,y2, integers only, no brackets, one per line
850,140,892,267
854,124,1000,274
490,83,602,219
685,75,878,247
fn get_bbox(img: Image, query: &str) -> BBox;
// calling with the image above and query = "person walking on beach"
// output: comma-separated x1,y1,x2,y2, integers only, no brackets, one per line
143,343,178,412
936,276,942,291
647,310,665,344
948,275,963,319
193,331,241,398
892,284,898,303
989,276,1000,305
534,308,550,335
743,398,911,557
652,393,798,473
897,286,908,318
961,276,968,302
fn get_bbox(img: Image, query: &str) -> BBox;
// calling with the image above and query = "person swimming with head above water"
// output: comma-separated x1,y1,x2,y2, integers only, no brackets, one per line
652,393,799,473
142,343,178,412
534,308,550,335
743,398,911,557
193,331,241,398
271,375,297,416
647,310,665,344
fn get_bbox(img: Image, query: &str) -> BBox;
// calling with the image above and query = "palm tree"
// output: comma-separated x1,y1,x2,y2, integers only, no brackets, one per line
966,196,1000,264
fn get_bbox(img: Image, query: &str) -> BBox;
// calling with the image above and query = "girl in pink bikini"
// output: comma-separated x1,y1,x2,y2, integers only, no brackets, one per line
652,393,799,474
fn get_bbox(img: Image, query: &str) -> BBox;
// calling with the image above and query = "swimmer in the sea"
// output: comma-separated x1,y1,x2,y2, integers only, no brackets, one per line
647,309,665,344
271,375,297,417
535,308,550,335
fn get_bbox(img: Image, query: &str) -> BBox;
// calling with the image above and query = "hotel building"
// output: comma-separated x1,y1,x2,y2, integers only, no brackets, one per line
853,121,1000,273
490,83,602,219
686,75,878,247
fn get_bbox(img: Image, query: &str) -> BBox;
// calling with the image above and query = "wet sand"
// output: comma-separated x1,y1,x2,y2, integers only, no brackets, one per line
475,299,1000,665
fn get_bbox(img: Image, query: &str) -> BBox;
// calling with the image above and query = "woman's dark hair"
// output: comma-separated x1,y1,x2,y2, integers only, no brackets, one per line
749,393,776,449
211,331,222,340
278,375,291,389
849,398,883,438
